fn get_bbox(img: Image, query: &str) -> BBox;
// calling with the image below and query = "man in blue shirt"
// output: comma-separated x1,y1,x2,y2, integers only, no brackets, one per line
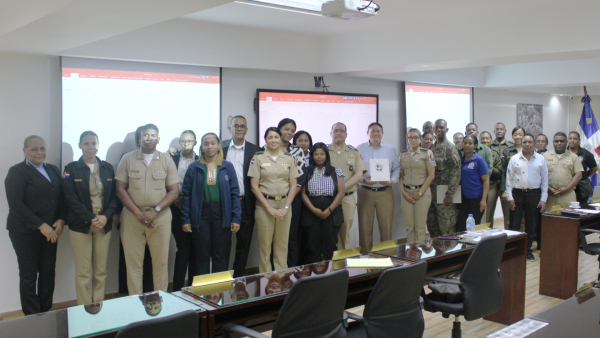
356,122,400,254
506,133,548,260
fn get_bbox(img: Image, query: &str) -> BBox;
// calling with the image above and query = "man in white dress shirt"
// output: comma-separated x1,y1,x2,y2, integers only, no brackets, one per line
505,133,548,261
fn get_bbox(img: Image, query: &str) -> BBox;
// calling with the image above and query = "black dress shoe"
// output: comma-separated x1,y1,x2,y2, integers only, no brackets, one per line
527,253,535,261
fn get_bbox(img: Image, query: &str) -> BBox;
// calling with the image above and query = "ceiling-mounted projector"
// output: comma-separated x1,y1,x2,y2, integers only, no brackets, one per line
321,0,379,20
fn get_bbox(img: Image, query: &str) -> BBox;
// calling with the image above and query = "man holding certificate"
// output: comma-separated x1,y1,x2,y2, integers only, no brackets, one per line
356,122,400,254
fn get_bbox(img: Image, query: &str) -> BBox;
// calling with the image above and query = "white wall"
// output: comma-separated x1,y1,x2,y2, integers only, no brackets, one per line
474,88,570,147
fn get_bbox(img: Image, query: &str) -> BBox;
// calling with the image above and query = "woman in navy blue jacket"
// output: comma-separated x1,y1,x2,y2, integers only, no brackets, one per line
181,133,242,276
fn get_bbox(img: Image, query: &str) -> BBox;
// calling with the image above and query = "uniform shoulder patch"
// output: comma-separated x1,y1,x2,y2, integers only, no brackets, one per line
421,148,429,151
255,150,264,155
401,149,409,153
284,151,292,156
348,145,357,150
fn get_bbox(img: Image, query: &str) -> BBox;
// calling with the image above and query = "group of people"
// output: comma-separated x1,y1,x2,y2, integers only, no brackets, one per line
422,119,597,261
6,114,597,316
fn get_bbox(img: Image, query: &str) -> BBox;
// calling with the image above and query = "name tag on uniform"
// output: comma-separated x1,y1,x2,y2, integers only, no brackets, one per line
74,179,82,182
131,170,139,173
107,178,112,181
262,163,271,167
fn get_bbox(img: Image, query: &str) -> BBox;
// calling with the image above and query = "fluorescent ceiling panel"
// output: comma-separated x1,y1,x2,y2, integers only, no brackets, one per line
245,0,327,12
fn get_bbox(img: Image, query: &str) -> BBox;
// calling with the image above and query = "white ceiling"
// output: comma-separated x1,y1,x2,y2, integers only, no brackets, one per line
2,0,600,95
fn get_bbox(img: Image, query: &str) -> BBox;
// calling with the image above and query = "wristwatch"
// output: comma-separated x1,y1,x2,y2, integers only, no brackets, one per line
155,206,161,213
284,206,290,210
418,191,423,196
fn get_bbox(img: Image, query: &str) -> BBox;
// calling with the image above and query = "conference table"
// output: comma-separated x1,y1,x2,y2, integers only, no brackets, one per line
0,291,206,338
0,232,526,337
182,232,527,337
540,212,600,299
489,288,600,337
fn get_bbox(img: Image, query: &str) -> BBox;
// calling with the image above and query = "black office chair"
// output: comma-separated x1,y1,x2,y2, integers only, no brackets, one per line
114,309,198,338
346,261,427,338
579,229,600,283
423,234,507,338
222,269,349,338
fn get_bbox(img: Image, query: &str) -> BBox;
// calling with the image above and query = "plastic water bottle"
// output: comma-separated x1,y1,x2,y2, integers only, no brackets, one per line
466,214,475,233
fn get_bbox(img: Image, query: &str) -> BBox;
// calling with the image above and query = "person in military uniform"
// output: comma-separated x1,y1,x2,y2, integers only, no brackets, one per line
427,119,461,237
248,127,300,273
543,132,583,210
399,128,436,242
328,122,367,250
481,132,503,227
115,124,179,295
422,121,434,134
489,122,516,228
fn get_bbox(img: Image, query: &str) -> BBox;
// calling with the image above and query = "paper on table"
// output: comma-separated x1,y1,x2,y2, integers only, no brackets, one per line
369,158,390,182
436,185,462,204
574,208,600,214
345,257,394,268
487,318,549,338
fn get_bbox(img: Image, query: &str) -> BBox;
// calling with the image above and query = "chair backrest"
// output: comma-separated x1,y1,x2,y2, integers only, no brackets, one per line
272,269,349,338
460,233,507,321
363,261,427,338
114,309,198,338
579,229,599,256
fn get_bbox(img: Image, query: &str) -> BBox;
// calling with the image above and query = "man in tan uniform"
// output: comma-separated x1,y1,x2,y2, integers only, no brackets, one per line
543,132,583,209
328,122,367,250
116,124,179,295
248,145,299,273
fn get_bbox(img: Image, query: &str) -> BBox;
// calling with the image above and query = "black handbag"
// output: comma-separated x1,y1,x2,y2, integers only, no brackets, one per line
427,273,463,303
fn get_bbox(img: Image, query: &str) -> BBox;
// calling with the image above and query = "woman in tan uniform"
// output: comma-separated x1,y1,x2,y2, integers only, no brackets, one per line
399,128,436,242
248,127,300,273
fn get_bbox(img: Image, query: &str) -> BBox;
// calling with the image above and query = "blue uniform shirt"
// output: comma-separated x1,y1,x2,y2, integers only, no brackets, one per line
460,153,489,199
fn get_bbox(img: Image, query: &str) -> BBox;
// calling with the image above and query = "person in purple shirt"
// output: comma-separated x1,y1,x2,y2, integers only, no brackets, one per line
456,135,489,231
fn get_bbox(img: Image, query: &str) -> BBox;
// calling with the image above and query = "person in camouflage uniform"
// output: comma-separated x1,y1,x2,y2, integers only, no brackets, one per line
427,119,461,237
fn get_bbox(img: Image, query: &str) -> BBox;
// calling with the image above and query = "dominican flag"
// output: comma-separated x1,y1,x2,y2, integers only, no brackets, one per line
576,95,600,188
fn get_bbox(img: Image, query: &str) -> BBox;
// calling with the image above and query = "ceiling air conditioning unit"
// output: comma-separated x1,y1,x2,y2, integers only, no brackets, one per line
321,0,379,21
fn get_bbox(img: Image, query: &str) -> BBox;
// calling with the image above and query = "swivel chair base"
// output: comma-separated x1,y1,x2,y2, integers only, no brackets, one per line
452,318,461,338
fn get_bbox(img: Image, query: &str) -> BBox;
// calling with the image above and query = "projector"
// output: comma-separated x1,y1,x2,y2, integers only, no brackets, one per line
321,0,379,21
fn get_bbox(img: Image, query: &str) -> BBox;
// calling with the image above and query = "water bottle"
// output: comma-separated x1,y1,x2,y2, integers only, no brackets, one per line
466,214,475,232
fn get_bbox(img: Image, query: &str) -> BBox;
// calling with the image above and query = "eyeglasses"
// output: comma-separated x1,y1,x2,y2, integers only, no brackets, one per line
180,140,195,145
407,136,420,140
232,124,247,129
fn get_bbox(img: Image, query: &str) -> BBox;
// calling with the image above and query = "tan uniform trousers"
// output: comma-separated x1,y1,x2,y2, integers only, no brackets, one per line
69,226,112,305
484,183,497,226
401,187,431,243
546,190,577,210
256,199,291,273
357,187,394,255
337,193,357,250
121,207,172,295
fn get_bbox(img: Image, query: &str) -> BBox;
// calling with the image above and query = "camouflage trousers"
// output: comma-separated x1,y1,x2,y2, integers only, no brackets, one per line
427,184,458,238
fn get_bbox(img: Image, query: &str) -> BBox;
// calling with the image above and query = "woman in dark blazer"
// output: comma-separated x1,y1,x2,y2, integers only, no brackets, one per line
5,135,64,315
181,133,242,276
63,131,118,305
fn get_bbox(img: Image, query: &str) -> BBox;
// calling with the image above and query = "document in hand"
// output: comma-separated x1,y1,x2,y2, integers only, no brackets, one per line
345,257,394,268
436,185,462,204
370,158,390,182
